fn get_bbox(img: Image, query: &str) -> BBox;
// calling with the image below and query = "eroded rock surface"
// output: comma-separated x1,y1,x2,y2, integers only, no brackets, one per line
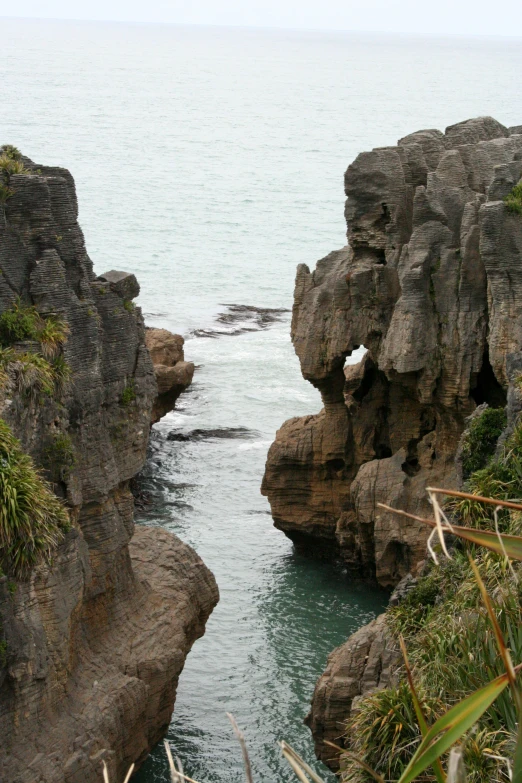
145,327,194,423
0,153,218,782
262,116,522,587
305,614,399,770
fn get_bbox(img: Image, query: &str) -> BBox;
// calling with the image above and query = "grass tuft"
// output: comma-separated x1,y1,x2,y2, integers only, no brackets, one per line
0,418,70,578
504,182,522,215
0,145,22,161
0,154,29,177
460,407,507,479
120,380,136,407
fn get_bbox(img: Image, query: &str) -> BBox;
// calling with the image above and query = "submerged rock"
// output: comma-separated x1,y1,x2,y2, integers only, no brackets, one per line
262,116,522,587
0,153,218,782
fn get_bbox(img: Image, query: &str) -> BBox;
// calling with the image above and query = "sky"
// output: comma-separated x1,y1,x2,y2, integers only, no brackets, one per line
0,0,521,38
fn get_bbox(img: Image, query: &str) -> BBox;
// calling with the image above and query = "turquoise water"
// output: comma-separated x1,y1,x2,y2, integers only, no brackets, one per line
2,18,521,782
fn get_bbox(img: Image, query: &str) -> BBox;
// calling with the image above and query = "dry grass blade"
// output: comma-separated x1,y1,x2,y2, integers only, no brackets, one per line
280,745,312,783
428,490,452,560
102,760,110,783
227,713,254,783
377,502,522,560
446,748,466,783
279,741,325,783
426,487,522,512
122,764,135,783
164,739,179,783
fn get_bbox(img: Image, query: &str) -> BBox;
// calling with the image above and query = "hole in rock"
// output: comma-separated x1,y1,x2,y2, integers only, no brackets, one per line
344,345,368,368
326,458,345,472
375,445,392,459
401,456,420,477
471,348,507,409
375,248,386,265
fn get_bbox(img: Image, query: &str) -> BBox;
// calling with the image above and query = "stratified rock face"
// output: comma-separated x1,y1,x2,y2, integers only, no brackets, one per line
262,117,522,587
145,327,194,423
0,155,218,782
305,614,399,771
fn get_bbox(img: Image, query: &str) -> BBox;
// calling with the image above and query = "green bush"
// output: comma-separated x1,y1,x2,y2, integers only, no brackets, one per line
44,433,75,479
460,407,506,479
0,300,40,343
344,682,442,782
0,184,14,205
1,145,22,161
0,299,68,355
0,154,29,177
0,419,69,578
0,347,70,401
120,380,136,407
504,182,522,215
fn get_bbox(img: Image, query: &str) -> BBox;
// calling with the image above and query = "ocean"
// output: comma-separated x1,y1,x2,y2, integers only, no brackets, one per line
2,17,521,782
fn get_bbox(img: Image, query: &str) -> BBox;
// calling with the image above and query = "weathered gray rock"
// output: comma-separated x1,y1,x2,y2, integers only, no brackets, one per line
262,116,522,587
98,269,141,300
305,614,399,770
145,327,194,423
0,156,218,782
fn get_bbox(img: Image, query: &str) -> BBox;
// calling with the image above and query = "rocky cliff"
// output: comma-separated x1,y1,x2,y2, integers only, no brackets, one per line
262,116,522,588
0,149,218,782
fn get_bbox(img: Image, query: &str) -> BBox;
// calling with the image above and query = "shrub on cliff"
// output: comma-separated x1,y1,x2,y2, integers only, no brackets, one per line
460,406,507,479
0,418,70,578
340,418,522,783
505,182,522,215
0,299,68,355
0,302,70,400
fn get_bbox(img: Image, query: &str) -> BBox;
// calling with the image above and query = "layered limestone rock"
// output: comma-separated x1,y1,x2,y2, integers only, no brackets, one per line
262,116,522,587
305,614,399,770
145,327,194,423
0,153,218,782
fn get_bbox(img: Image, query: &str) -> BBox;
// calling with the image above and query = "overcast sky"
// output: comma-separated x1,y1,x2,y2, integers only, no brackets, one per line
1,0,521,37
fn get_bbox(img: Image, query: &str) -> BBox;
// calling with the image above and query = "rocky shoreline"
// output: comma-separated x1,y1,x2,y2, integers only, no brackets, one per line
0,151,218,782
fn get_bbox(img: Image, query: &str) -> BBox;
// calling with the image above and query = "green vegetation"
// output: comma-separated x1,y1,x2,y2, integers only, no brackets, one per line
0,156,27,176
504,181,522,215
120,380,136,407
123,299,135,313
0,148,29,226
44,433,75,480
460,406,507,479
0,299,68,355
338,414,522,783
0,419,69,578
0,184,14,205
0,145,22,161
0,302,70,401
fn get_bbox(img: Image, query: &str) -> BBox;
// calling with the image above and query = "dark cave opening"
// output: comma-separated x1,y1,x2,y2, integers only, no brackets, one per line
471,348,507,409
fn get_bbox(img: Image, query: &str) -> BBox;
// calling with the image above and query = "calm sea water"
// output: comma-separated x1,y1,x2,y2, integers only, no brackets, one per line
2,18,522,783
